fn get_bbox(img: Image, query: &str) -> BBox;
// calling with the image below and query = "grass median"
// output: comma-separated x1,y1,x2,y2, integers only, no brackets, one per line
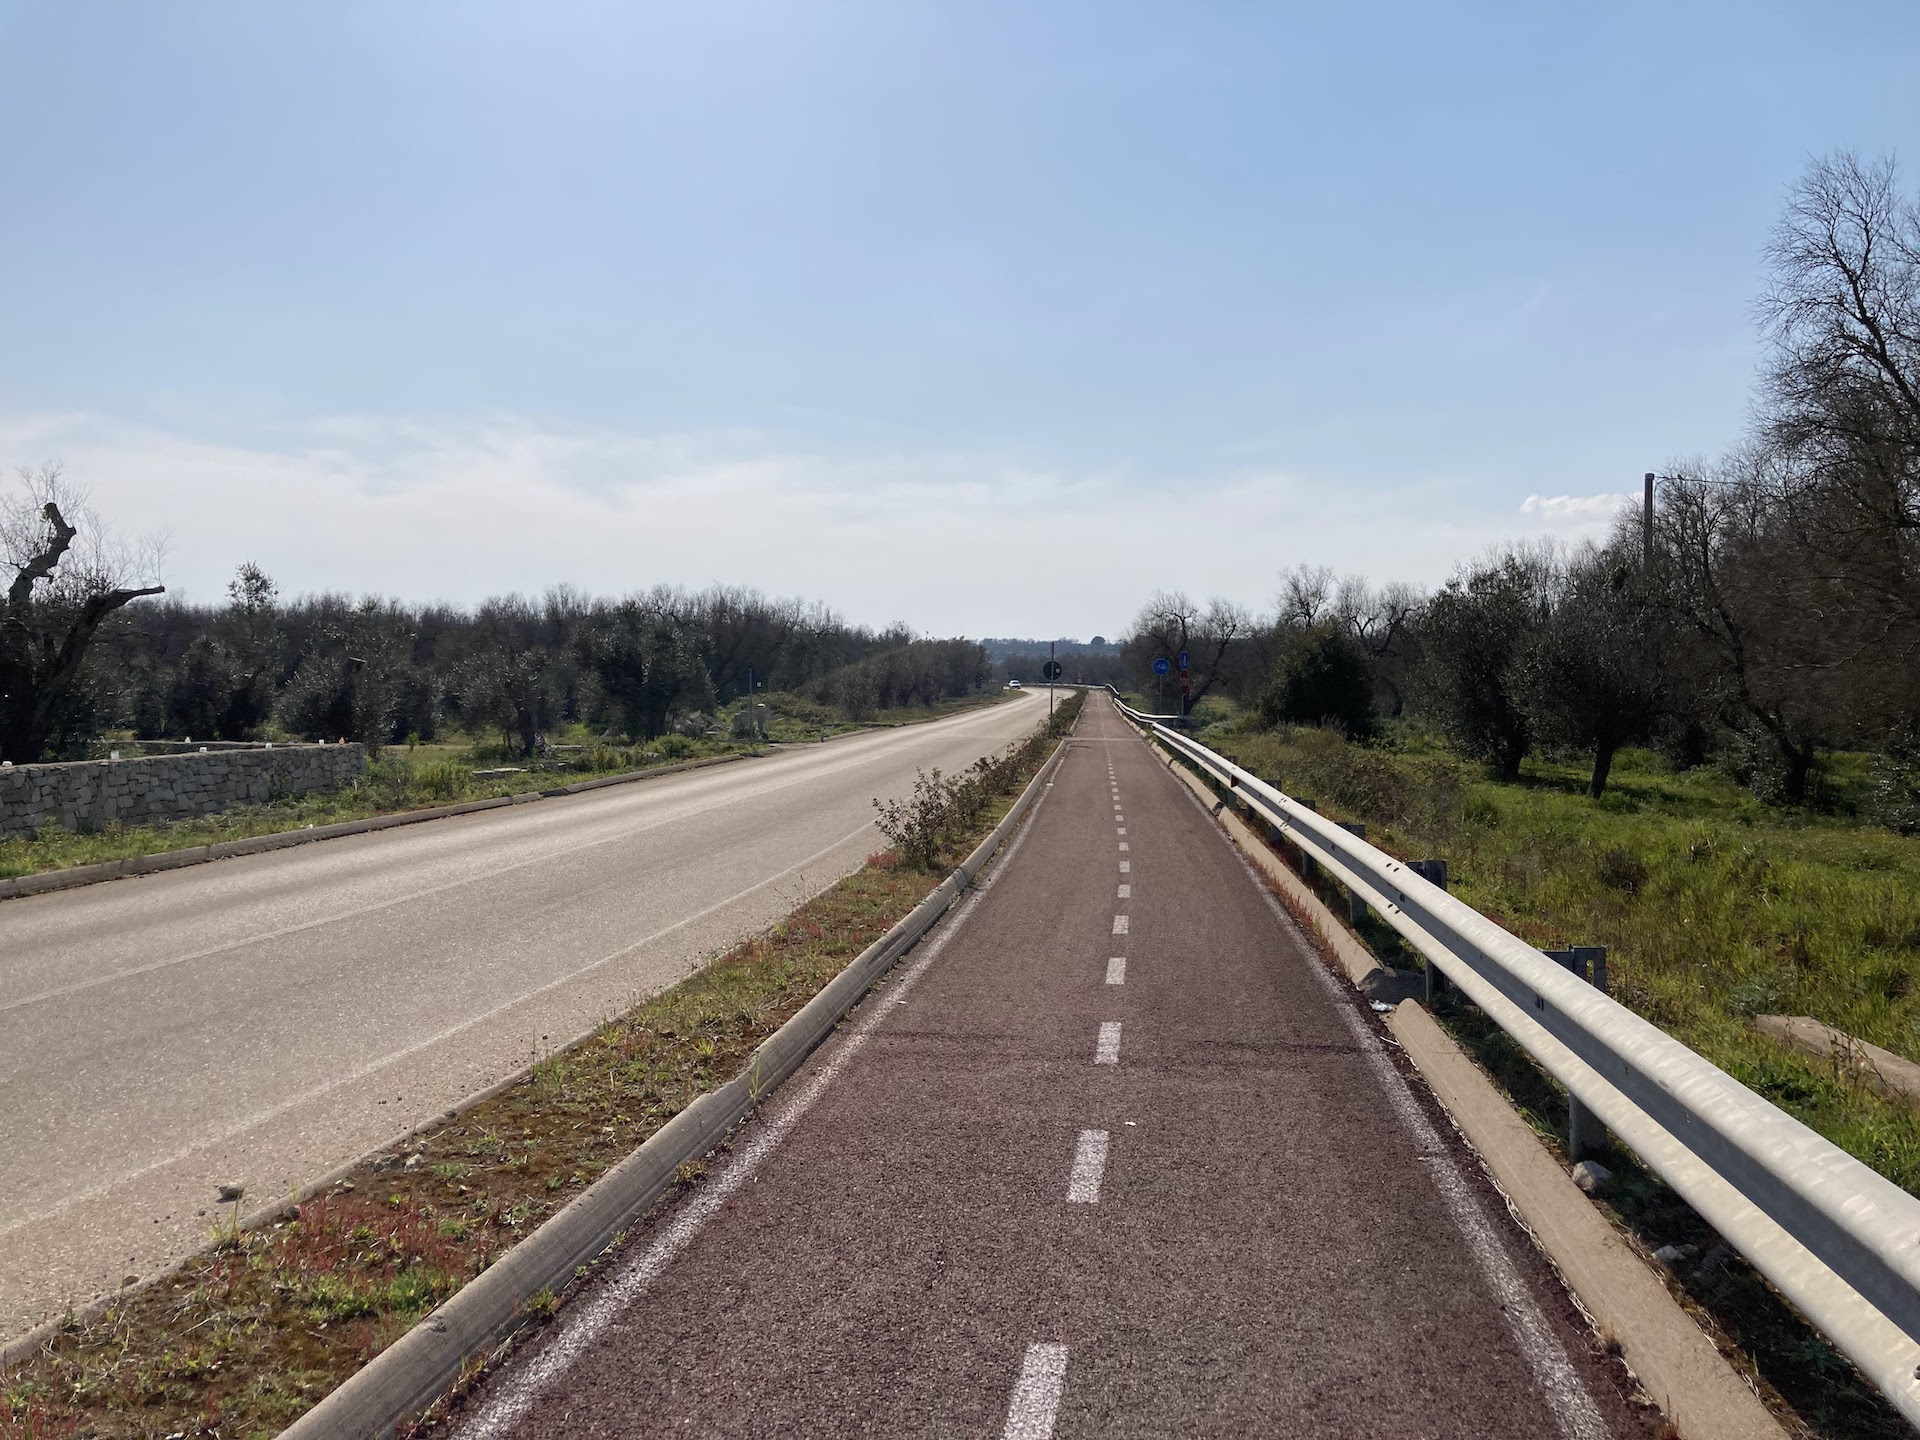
0,693,1081,1440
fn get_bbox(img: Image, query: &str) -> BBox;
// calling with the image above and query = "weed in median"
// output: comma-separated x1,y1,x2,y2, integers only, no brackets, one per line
870,691,1084,871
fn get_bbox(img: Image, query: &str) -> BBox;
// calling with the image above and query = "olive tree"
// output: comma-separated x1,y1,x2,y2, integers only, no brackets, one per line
0,466,163,762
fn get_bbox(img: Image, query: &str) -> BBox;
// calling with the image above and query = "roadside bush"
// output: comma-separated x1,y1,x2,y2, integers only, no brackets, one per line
413,760,470,803
872,769,955,870
1258,624,1375,737
870,691,1085,869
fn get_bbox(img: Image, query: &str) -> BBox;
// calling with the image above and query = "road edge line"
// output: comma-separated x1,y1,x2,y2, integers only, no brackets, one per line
1137,722,1784,1440
273,728,1074,1440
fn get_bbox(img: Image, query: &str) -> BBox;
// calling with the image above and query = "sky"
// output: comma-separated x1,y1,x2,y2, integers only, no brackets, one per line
2,2,1917,638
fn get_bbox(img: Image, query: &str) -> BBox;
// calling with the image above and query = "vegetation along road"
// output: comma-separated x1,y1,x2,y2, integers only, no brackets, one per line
446,693,1652,1440
0,692,1049,1343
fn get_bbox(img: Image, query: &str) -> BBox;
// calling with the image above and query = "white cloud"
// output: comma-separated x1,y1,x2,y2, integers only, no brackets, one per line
0,410,1619,636
1519,492,1633,521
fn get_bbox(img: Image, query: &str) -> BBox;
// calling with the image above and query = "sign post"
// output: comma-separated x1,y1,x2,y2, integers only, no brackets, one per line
1043,643,1062,718
1177,649,1190,717
1152,655,1170,713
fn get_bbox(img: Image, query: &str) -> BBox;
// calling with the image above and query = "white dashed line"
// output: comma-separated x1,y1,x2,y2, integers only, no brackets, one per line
1105,957,1126,985
1067,1129,1110,1203
1117,884,1131,899
1111,914,1128,935
1094,1021,1122,1064
1118,860,1130,872
1116,827,1126,836
1118,843,1129,851
1002,1342,1069,1440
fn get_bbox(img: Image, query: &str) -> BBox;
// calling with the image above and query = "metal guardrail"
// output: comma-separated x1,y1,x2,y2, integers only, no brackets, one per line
1105,688,1920,1424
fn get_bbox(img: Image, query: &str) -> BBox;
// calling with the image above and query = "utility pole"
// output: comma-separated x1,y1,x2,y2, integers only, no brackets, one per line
1643,472,1656,570
1049,640,1055,721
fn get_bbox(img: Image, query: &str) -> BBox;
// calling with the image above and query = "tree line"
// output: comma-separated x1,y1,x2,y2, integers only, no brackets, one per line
0,490,990,763
1122,152,1920,825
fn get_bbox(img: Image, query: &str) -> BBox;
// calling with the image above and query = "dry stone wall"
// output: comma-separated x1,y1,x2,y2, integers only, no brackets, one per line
0,745,368,839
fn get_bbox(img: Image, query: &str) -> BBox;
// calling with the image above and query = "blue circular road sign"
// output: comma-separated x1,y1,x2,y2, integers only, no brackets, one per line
1152,657,1171,675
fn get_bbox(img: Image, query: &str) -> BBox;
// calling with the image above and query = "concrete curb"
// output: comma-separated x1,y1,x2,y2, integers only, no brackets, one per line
0,754,747,905
1755,1015,1920,1112
275,726,1074,1440
1136,723,1784,1440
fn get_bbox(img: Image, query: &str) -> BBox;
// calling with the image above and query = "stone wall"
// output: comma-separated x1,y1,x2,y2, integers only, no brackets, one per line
0,745,368,840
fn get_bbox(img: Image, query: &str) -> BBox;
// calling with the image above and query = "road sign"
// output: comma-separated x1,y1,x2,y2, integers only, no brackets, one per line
1178,650,1190,670
1042,660,1063,681
1152,657,1170,676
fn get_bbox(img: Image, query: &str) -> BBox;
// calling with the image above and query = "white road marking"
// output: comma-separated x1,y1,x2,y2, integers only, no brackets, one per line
1111,914,1128,935
1117,884,1130,899
1116,827,1126,836
1094,1021,1122,1064
1118,843,1129,851
5,717,1011,1015
1002,1342,1069,1440
1105,957,1126,985
1118,860,1130,872
1067,1129,1110,1203
3,815,888,1239
456,771,1060,1440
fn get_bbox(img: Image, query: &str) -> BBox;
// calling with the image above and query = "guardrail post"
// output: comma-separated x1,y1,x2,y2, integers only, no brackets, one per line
1296,798,1320,881
1408,860,1449,1002
1337,823,1367,924
1546,945,1610,1158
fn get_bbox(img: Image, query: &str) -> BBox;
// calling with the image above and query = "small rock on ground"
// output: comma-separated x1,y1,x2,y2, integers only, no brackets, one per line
1570,1160,1612,1194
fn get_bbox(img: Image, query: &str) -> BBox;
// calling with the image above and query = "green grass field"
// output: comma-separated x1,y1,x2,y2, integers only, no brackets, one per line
1203,719,1920,1193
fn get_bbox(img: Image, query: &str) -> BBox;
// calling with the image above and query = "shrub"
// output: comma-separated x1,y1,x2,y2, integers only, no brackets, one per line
1258,625,1375,738
872,768,954,870
413,760,469,803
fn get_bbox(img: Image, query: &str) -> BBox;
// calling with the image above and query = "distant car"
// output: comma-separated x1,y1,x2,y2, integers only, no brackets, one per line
1006,680,1022,689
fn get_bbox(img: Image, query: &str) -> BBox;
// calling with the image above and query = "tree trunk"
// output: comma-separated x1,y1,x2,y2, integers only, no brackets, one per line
1589,739,1619,798
1779,737,1816,806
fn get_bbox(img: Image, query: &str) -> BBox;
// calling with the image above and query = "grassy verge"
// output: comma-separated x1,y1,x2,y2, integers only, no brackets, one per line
0,697,1077,1440
0,691,1022,884
1197,721,1916,1437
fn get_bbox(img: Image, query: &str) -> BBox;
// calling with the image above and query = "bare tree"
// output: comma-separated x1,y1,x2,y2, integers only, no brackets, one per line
1647,449,1836,803
1755,152,1920,743
1763,151,1920,497
0,466,163,762
1275,565,1337,629
1125,590,1252,714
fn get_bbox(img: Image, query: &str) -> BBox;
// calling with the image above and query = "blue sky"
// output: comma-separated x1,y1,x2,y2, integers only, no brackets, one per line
2,2,1916,636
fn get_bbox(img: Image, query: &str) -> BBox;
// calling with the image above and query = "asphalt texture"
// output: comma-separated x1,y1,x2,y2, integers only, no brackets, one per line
0,694,1051,1341
448,693,1656,1439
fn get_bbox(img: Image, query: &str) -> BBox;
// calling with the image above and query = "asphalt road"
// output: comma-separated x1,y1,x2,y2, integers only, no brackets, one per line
448,692,1654,1439
0,693,1053,1341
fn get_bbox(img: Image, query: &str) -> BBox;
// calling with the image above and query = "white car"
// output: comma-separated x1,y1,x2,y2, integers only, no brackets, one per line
1006,680,1022,689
